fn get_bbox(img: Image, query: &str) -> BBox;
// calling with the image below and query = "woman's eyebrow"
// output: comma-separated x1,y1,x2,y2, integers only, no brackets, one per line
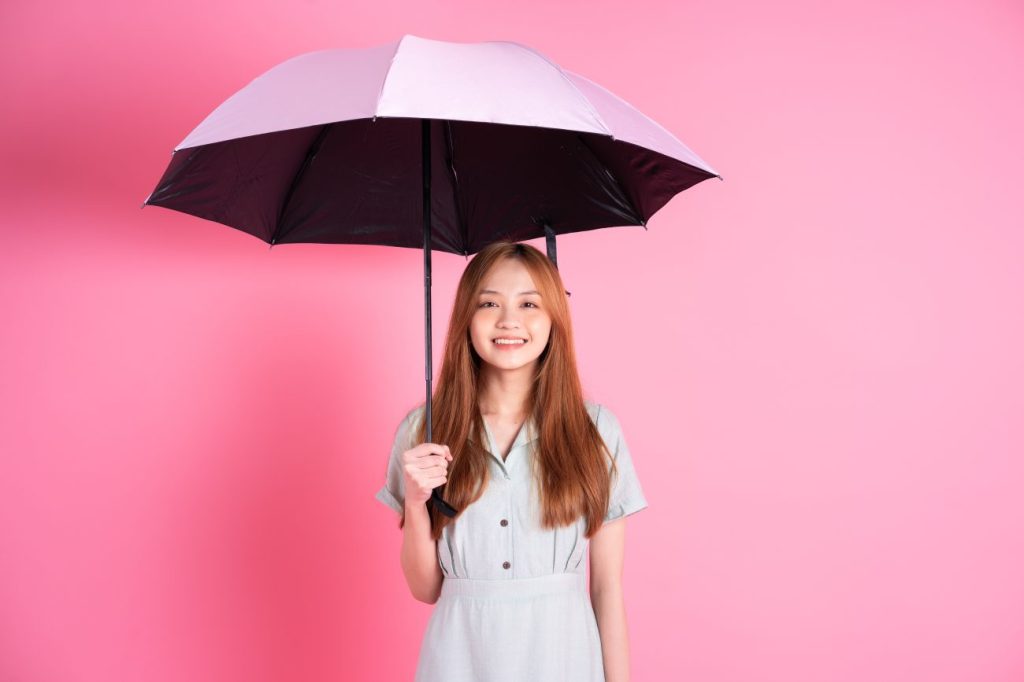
479,289,541,296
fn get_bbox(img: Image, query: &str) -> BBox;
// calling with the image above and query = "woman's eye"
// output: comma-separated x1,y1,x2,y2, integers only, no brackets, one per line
478,301,539,308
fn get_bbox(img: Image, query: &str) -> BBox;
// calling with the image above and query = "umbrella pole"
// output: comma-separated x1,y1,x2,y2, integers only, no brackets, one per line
423,118,458,518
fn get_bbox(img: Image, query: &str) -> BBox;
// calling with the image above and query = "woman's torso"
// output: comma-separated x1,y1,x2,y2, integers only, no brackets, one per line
425,400,604,581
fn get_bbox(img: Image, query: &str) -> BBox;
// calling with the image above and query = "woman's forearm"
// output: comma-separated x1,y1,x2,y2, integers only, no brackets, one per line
400,501,444,603
591,585,631,682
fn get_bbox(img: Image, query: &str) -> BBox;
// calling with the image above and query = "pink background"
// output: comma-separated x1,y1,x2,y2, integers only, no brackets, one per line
2,1,1022,681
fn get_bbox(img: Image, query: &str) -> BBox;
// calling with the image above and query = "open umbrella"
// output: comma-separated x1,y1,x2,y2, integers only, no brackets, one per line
144,34,720,517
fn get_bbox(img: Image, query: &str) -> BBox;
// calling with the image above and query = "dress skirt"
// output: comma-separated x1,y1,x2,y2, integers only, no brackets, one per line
414,572,605,682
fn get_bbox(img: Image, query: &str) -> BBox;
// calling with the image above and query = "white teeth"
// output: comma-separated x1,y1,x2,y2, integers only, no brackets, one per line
494,339,525,345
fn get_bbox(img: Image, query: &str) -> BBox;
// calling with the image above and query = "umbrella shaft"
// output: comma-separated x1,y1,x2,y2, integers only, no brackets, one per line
422,119,433,445
422,119,458,519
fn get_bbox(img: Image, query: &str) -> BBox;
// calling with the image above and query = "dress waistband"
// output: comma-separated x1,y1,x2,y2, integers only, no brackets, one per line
440,571,586,600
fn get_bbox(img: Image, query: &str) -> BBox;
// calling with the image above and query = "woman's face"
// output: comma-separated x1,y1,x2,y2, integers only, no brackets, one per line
469,258,552,374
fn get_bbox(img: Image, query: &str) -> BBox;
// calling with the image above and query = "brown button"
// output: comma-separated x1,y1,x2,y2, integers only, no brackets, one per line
502,561,511,569
500,519,508,527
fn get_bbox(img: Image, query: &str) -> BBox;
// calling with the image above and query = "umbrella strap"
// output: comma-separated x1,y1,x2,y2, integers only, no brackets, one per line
544,222,558,269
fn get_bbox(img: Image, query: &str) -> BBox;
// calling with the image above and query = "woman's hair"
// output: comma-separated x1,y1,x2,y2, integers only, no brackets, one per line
406,240,615,541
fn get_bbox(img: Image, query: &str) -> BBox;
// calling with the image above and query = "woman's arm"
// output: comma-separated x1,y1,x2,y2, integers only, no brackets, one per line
589,517,631,682
392,439,451,604
401,502,444,603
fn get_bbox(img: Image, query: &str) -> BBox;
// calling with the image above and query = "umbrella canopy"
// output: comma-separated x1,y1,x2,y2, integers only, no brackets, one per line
145,34,719,518
145,34,719,253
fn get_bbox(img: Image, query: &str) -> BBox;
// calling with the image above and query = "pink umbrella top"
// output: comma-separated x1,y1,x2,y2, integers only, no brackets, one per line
176,34,717,178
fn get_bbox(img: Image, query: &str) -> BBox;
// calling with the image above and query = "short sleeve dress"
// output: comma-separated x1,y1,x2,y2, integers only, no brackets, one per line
374,400,648,682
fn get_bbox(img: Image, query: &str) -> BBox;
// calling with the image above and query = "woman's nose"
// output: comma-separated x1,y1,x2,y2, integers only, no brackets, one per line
498,307,520,325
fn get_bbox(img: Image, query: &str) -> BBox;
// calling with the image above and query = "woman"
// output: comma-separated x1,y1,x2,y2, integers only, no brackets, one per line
375,240,648,682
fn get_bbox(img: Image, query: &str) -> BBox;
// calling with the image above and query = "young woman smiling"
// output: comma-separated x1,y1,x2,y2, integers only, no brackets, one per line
376,240,648,682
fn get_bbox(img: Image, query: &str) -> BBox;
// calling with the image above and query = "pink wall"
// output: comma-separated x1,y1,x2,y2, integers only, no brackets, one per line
2,1,1023,680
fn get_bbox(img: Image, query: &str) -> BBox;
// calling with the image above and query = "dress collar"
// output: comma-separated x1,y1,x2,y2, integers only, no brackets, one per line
478,413,538,464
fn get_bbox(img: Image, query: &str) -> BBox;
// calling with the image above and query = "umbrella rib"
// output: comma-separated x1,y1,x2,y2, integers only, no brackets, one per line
511,43,613,137
145,148,200,206
441,120,470,256
575,134,647,227
373,37,404,118
271,124,332,245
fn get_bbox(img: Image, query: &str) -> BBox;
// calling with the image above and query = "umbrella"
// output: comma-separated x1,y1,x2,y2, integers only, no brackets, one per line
144,34,720,517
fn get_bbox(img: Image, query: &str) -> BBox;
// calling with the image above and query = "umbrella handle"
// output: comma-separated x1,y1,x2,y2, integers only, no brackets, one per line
430,488,458,518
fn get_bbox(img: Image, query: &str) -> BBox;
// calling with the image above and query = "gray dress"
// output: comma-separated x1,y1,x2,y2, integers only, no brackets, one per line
374,400,649,682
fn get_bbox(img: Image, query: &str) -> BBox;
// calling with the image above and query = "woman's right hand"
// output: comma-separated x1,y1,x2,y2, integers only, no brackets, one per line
402,442,453,507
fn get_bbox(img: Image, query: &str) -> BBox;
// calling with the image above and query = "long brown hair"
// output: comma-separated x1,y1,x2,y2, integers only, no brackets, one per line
401,240,616,541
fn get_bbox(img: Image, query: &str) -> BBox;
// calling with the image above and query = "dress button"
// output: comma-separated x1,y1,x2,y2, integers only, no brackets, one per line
502,561,511,569
500,519,508,527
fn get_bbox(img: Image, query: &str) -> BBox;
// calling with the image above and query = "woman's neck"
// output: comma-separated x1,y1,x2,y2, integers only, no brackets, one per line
478,365,532,418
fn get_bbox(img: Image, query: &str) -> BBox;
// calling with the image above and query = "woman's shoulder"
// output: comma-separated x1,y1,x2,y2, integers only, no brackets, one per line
582,400,623,435
400,403,427,428
398,400,620,434
388,403,427,446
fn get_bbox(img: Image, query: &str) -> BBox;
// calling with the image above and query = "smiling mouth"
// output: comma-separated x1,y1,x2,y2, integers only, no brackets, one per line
493,338,527,345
